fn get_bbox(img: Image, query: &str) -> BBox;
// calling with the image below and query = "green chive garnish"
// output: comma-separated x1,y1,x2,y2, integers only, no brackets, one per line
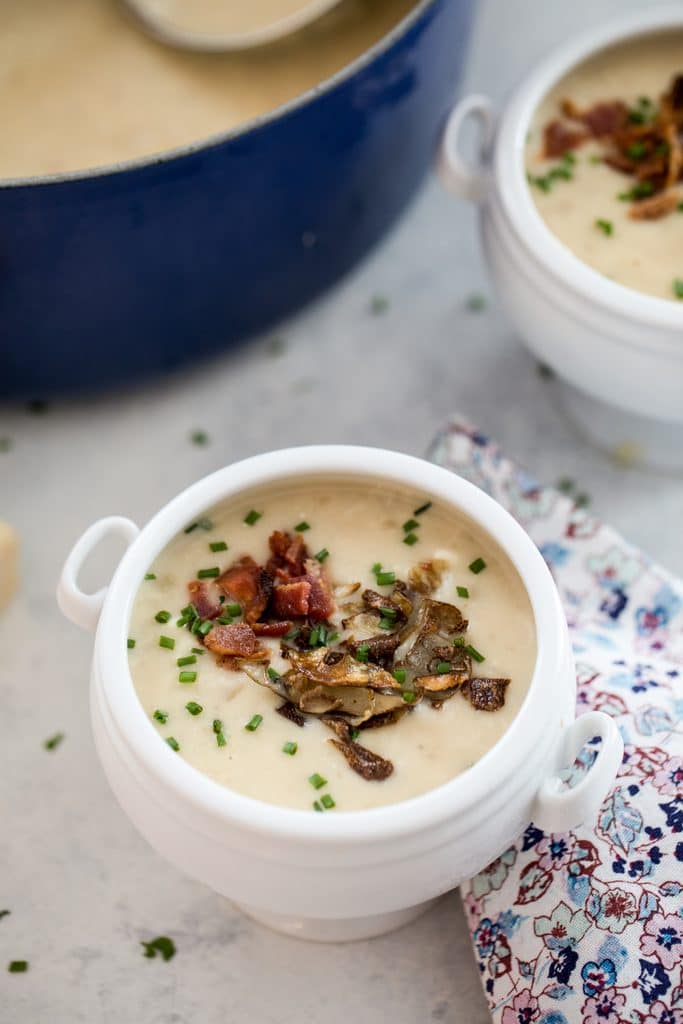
376,570,396,586
320,793,335,809
618,181,654,201
284,627,300,642
370,294,389,315
159,635,175,650
185,702,203,716
190,429,210,446
402,518,419,532
213,719,227,746
127,638,136,649
436,662,451,674
245,714,263,732
456,586,469,598
43,732,64,751
155,610,171,624
141,936,176,961
196,620,213,637
197,567,220,579
371,561,382,574
185,517,213,534
466,644,485,663
403,533,419,546
309,773,327,790
626,141,647,159
8,961,28,973
414,501,432,516
350,728,360,741
674,279,683,300
355,644,369,663
177,655,197,667
402,691,417,704
226,602,242,616
595,218,613,236
267,667,280,681
282,741,298,755
308,627,320,647
178,671,197,683
166,737,180,751
144,573,156,580
313,801,323,812
294,521,310,532
468,557,487,574
392,668,406,685
453,636,465,647
217,616,233,626
153,710,168,723
466,293,487,313
244,510,262,526
191,647,204,655
209,541,228,552
315,548,329,563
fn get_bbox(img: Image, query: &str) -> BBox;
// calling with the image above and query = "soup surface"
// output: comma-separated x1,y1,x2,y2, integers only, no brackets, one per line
128,478,537,812
0,0,415,179
526,32,683,301
143,0,340,37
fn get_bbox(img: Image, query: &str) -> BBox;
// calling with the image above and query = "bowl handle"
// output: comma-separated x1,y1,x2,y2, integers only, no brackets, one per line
532,711,623,833
438,94,495,202
57,517,140,633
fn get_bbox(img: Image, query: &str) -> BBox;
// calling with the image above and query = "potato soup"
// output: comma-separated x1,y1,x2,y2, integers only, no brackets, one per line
128,478,537,812
1,0,416,179
526,32,683,301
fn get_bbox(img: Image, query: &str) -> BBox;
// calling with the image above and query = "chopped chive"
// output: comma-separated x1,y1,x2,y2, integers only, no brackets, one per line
144,573,156,581
468,557,487,575
178,671,197,683
191,647,205,655
159,635,175,650
245,714,263,732
155,610,171,624
379,617,395,631
216,616,233,626
355,644,369,663
127,638,136,649
185,701,203,716
197,567,220,579
392,668,407,685
453,636,466,647
196,620,213,637
267,667,280,681
466,293,487,313
674,279,683,300
184,517,213,534
0,910,10,920
456,586,469,598
466,644,485,663
403,532,419,546
350,728,360,741
226,602,242,616
190,429,210,446
626,141,647,159
8,961,28,973
294,521,310,532
375,570,396,586
282,741,298,756
313,800,323,812
284,627,300,642
177,655,197,667
618,181,654,201
165,737,180,751
308,627,320,647
209,540,228,553
43,732,64,751
371,561,382,574
215,730,227,747
678,202,683,212
315,548,329,563
141,937,176,961
370,294,389,315
574,492,590,509
402,518,419,532
213,719,227,746
589,154,603,164
309,772,327,790
244,509,262,526
595,218,613,236
436,662,452,674
320,793,335,809
0,438,12,453
380,607,398,621
402,691,417,704
414,501,432,516
153,709,168,723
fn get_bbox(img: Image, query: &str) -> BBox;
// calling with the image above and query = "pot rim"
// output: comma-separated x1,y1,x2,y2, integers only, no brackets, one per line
495,3,683,330
0,0,435,191
96,444,568,845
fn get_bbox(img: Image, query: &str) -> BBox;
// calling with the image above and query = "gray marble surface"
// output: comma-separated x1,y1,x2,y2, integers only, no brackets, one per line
2,1,682,1021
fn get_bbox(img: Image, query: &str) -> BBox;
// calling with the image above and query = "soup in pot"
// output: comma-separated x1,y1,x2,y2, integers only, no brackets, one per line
127,477,537,812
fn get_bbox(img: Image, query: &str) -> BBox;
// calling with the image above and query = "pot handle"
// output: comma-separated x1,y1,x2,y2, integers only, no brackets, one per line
532,711,623,833
438,94,495,202
57,517,140,633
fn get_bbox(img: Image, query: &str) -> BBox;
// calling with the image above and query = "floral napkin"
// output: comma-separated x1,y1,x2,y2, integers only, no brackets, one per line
429,419,683,1024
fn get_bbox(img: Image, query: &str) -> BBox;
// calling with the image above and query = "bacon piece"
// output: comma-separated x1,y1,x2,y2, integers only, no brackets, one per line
266,531,308,580
562,98,627,137
218,555,273,623
252,620,292,637
543,119,586,158
187,579,223,619
628,192,679,220
204,622,265,658
272,580,312,618
303,558,335,621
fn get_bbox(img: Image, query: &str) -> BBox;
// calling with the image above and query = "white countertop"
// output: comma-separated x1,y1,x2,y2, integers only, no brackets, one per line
2,1,682,1020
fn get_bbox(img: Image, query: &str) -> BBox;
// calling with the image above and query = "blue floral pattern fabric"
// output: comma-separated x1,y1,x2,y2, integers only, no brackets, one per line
430,419,683,1024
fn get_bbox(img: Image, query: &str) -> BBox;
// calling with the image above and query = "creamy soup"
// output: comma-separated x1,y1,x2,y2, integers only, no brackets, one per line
526,33,683,301
128,478,537,812
142,0,340,37
0,0,416,179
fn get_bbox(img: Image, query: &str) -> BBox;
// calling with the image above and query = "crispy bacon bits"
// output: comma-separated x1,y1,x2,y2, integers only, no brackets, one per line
204,623,267,660
187,580,223,620
218,556,272,623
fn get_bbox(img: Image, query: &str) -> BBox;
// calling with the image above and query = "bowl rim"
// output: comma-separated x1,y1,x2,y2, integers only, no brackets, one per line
0,0,435,191
96,444,569,845
495,3,683,328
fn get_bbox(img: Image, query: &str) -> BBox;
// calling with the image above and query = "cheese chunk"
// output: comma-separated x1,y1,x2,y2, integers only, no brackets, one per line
0,521,19,611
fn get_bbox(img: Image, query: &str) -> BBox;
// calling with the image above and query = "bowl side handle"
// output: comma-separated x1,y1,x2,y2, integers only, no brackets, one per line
57,517,140,632
531,710,623,833
437,93,495,202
